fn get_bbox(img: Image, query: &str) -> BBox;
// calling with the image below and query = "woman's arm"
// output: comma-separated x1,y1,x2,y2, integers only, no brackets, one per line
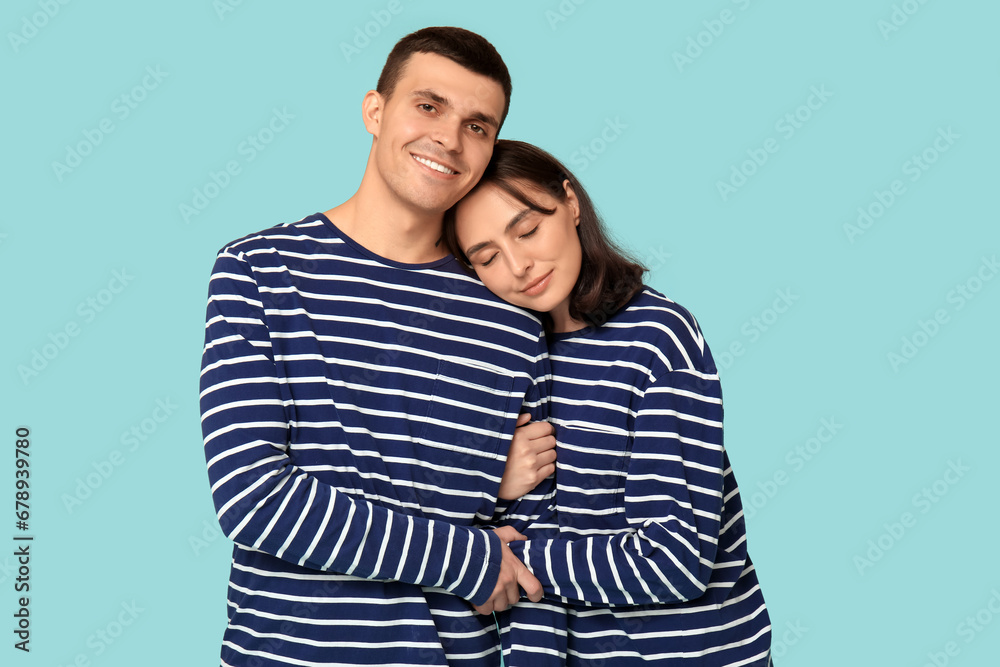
506,366,733,606
498,414,557,500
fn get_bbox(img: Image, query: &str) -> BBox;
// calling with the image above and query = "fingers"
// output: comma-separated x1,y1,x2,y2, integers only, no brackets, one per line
496,545,534,610
515,416,555,440
500,417,556,499
515,562,543,602
472,544,527,614
493,525,527,543
472,568,527,614
471,539,544,615
520,430,556,452
480,586,516,614
503,574,520,610
535,447,557,466
520,420,555,439
528,437,557,466
519,427,556,454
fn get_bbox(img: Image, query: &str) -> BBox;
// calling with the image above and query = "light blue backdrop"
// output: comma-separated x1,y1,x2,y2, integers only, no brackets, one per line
3,1,998,665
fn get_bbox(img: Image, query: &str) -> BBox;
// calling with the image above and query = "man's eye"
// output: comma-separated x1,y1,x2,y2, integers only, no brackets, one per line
468,124,485,135
418,103,436,112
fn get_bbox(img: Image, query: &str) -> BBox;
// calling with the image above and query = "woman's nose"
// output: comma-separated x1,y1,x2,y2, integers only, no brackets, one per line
508,250,533,277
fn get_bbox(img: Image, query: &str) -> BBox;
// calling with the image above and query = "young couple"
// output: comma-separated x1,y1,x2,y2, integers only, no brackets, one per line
200,26,770,667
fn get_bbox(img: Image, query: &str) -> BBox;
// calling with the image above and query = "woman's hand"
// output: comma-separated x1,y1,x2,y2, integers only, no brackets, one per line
498,413,556,500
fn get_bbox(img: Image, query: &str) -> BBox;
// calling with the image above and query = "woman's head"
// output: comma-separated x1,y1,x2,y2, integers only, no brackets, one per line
445,140,645,332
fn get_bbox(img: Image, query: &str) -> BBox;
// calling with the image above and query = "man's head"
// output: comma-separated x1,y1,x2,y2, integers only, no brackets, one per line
377,27,512,131
360,27,511,216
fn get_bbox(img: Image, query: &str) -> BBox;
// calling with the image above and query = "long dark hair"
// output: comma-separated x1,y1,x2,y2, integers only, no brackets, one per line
444,140,645,329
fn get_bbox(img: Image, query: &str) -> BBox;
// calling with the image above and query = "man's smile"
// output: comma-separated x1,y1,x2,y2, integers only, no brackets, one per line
412,154,458,175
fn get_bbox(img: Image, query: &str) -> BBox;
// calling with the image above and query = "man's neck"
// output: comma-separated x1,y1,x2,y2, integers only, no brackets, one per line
325,183,449,265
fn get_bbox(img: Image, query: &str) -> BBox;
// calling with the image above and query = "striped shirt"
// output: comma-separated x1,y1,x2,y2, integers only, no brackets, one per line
500,288,772,666
199,213,551,666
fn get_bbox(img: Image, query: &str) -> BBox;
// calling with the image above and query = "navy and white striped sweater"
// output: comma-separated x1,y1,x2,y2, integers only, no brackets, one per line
501,288,772,666
200,213,551,666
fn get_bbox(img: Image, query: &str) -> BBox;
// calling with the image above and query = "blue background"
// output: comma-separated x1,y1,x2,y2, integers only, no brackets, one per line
3,1,998,664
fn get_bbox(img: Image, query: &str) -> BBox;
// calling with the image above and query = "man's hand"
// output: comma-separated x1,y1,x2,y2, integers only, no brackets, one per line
498,414,556,500
473,525,542,615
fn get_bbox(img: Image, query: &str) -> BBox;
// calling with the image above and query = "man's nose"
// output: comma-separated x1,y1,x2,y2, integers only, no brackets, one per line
431,118,463,152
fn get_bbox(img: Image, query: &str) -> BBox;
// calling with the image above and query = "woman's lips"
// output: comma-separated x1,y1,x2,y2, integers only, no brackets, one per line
521,270,553,296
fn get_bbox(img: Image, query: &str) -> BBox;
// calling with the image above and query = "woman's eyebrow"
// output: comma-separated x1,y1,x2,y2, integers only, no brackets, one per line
464,209,531,256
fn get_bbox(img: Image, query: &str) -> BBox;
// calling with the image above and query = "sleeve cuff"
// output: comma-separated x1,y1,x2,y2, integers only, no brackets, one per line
464,529,503,607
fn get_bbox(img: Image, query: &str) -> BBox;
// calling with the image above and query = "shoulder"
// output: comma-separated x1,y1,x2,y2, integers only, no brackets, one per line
607,286,713,374
216,213,338,260
423,261,547,335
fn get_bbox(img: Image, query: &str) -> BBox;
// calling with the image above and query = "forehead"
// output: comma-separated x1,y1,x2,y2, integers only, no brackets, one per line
458,183,516,217
392,52,505,119
461,180,555,216
455,182,546,238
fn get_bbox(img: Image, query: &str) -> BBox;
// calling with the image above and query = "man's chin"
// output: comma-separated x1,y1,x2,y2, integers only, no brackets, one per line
409,194,466,217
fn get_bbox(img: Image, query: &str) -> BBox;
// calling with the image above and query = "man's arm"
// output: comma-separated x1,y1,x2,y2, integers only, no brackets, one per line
202,249,528,606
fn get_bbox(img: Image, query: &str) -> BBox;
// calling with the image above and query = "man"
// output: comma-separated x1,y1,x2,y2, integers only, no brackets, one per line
200,27,553,666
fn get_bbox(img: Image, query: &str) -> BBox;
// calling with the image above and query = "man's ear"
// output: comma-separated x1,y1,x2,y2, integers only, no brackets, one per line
362,90,382,137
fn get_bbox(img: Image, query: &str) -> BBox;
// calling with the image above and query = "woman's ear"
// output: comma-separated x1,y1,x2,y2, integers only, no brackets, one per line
563,179,581,226
362,90,382,137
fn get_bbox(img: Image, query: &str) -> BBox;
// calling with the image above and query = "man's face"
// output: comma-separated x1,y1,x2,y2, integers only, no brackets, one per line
366,52,506,215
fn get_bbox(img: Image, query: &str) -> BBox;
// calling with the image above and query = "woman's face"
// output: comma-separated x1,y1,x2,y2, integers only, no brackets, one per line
454,179,584,331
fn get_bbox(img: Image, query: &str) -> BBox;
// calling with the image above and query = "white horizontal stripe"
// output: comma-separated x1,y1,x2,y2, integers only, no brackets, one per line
557,337,682,372
551,373,645,397
246,260,539,332
222,640,442,667
200,353,273,380
262,293,533,341
631,433,724,452
554,420,630,438
202,397,284,422
645,383,722,404
549,353,656,380
637,408,722,428
203,420,288,448
198,374,277,401
210,454,285,494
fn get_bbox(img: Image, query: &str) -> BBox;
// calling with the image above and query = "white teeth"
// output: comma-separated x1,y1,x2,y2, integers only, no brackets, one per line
413,155,456,174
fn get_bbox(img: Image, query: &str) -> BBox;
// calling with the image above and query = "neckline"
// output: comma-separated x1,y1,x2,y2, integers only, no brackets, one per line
314,212,456,270
550,324,597,342
548,287,649,342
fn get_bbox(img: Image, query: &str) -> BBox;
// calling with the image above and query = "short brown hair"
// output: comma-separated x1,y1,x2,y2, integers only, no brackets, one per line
377,27,513,130
444,140,646,329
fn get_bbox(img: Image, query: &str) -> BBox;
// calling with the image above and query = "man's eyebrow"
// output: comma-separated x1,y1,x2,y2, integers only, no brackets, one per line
468,110,500,133
464,209,531,256
411,88,499,132
412,88,449,107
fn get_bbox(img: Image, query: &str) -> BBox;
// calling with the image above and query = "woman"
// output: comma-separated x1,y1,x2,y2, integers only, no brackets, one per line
445,141,773,666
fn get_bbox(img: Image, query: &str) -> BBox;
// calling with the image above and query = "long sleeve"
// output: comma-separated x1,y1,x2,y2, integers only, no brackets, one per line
490,364,558,538
200,250,504,605
507,366,727,606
